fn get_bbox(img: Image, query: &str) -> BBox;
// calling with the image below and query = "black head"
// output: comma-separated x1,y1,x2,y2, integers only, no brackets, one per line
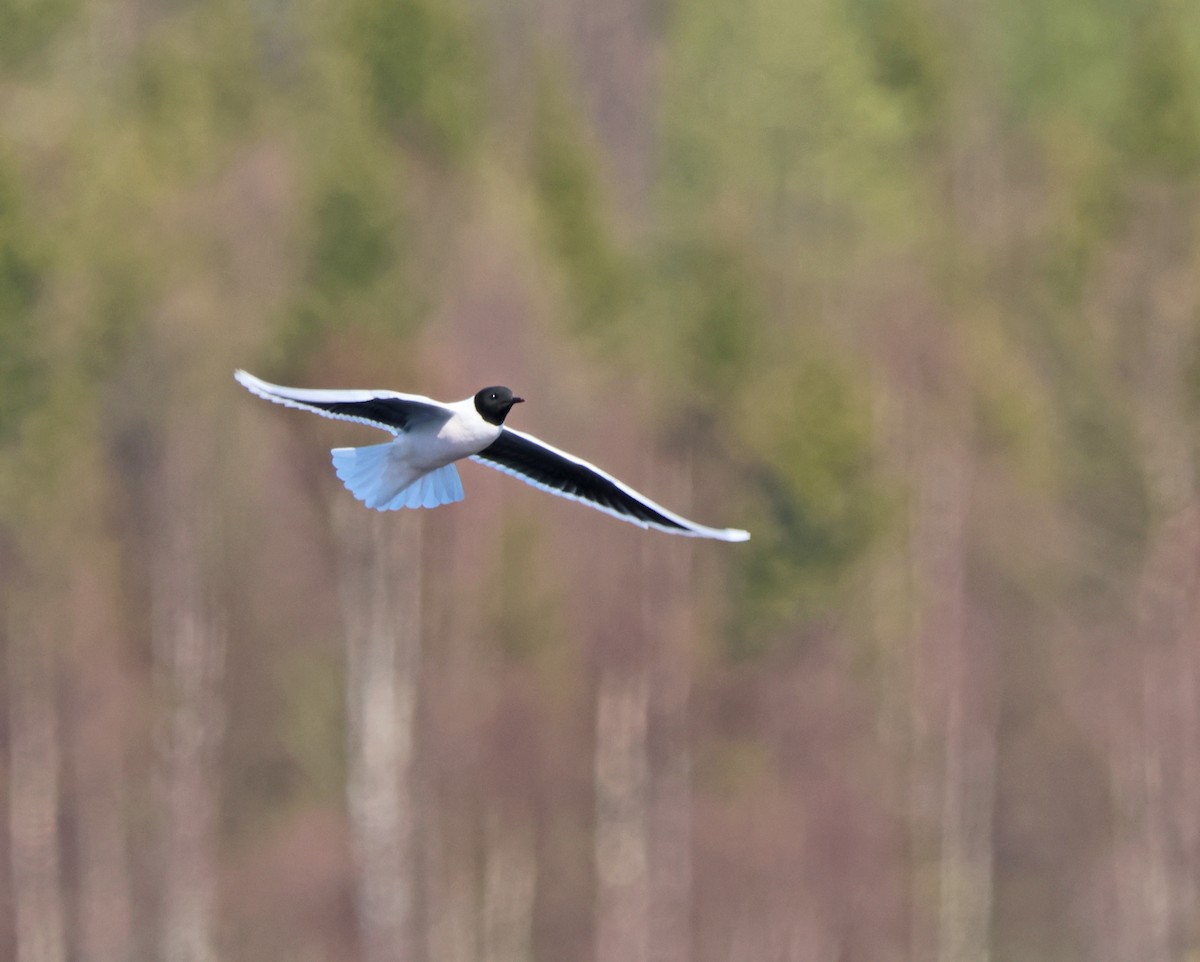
474,386,525,425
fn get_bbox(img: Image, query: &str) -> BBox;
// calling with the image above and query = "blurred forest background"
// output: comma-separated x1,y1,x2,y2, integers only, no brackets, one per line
3,0,1200,959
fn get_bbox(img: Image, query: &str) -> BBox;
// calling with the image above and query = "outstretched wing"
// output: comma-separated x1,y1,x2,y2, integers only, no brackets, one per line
235,370,451,435
472,428,750,542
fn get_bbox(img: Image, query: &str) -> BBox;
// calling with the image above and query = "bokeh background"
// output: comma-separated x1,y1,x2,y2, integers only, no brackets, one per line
3,0,1200,959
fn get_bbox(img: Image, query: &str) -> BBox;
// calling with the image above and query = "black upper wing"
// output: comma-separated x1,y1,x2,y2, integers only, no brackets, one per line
471,428,750,541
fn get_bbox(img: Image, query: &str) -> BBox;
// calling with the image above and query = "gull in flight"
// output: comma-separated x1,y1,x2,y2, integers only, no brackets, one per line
236,370,750,542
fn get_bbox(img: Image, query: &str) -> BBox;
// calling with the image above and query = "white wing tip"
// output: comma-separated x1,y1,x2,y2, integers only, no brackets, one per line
234,369,268,394
721,528,751,542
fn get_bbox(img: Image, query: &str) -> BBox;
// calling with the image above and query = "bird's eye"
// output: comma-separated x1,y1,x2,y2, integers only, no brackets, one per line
490,393,498,400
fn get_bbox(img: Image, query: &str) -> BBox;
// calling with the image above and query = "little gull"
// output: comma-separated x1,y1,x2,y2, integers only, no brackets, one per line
236,370,750,542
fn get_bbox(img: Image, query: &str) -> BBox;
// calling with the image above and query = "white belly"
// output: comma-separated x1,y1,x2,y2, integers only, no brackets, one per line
408,403,501,469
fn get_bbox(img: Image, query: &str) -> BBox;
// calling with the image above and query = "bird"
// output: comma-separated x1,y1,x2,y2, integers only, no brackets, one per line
235,370,750,542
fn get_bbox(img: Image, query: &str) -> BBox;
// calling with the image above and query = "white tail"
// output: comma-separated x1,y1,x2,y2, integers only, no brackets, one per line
332,443,464,511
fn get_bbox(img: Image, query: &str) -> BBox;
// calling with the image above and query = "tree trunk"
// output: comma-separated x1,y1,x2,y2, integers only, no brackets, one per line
6,603,67,962
1117,225,1200,962
152,512,225,962
572,0,660,217
481,810,536,962
937,666,997,962
336,505,422,962
424,803,476,962
1083,186,1200,962
931,441,994,962
909,423,996,962
912,103,1002,962
69,558,134,962
73,761,133,962
71,690,133,962
594,664,650,962
645,453,694,962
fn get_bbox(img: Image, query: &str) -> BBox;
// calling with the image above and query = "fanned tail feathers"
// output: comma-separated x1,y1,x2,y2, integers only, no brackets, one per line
331,443,464,511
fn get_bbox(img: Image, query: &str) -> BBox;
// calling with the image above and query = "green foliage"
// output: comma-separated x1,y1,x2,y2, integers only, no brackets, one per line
1115,6,1200,178
309,184,394,298
851,0,951,135
991,0,1134,124
1059,390,1151,586
531,74,635,343
1035,164,1127,314
80,256,152,380
661,0,912,245
275,157,418,370
0,153,46,444
683,256,755,399
0,0,77,72
730,355,888,653
643,237,760,414
655,0,908,656
340,0,482,157
130,6,262,170
268,0,487,369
